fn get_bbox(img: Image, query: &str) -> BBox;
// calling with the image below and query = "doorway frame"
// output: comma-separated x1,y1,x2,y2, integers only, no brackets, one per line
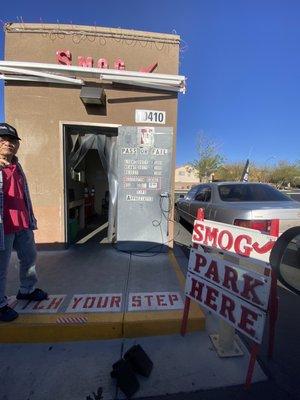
59,121,121,246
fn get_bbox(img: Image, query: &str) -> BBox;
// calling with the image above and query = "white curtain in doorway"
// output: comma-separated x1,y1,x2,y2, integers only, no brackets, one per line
69,133,118,241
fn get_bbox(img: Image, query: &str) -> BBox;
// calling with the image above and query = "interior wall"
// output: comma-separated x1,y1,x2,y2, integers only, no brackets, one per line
66,134,85,202
85,149,108,215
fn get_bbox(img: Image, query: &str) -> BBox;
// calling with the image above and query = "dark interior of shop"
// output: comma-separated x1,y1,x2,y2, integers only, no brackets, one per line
64,125,114,246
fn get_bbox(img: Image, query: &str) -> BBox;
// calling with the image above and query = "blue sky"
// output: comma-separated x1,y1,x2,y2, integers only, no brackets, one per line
1,0,299,166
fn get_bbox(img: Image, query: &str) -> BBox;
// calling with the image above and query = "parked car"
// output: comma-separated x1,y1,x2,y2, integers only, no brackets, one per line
175,182,300,234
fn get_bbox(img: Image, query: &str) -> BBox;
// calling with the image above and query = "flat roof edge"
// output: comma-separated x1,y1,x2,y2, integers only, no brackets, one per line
4,23,181,43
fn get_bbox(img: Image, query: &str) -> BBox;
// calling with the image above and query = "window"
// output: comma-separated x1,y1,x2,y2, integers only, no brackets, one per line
195,186,211,202
185,187,198,200
218,184,292,202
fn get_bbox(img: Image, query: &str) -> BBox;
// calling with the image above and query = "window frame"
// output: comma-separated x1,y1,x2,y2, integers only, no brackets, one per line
194,185,212,202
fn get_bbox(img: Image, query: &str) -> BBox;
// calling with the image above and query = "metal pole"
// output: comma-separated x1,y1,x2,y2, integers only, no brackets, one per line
245,344,260,389
218,320,236,352
210,320,244,357
181,297,191,336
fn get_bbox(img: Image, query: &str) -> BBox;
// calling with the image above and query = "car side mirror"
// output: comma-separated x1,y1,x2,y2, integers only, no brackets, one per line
270,227,300,296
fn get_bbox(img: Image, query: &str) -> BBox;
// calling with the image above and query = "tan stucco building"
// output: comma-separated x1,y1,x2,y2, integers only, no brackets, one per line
174,165,199,191
2,23,184,249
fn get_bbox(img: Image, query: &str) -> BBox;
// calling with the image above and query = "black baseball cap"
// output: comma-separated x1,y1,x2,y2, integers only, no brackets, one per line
0,123,21,140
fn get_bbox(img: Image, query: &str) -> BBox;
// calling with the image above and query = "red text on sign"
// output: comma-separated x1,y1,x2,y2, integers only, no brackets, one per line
192,222,275,260
187,275,263,341
191,251,267,307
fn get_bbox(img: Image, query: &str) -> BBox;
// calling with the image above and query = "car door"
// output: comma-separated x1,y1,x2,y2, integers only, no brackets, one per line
177,186,198,223
189,185,213,220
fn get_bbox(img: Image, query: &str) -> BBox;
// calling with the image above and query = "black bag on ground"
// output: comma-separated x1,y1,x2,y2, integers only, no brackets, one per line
123,344,153,377
110,359,140,398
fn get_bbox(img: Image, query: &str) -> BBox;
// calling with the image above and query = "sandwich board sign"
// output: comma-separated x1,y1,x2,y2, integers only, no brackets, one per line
181,209,279,388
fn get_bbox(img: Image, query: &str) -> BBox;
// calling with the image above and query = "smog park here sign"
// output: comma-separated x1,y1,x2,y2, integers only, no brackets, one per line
185,218,275,343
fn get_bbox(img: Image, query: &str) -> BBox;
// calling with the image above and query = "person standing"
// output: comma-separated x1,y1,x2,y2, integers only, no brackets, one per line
0,123,48,322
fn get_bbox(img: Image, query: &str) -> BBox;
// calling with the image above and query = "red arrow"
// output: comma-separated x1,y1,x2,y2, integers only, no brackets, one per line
139,62,158,73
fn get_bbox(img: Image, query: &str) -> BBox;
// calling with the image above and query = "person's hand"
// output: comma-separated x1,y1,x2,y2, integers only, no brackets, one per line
0,157,10,170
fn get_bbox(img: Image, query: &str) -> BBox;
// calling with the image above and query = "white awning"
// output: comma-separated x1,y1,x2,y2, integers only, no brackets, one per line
0,61,186,93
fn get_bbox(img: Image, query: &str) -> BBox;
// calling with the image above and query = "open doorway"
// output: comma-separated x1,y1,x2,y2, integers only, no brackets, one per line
63,124,118,246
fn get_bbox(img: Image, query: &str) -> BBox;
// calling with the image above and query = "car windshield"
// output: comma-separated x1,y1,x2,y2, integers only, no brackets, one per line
218,184,293,202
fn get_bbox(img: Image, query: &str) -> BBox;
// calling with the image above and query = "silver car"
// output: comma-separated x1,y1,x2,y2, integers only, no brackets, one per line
176,182,300,234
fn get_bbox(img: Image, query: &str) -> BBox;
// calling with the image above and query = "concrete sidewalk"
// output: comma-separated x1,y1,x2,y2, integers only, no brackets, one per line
0,242,267,400
0,321,266,400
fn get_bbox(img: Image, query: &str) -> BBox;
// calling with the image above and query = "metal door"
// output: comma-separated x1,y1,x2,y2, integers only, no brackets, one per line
189,185,213,220
116,126,173,251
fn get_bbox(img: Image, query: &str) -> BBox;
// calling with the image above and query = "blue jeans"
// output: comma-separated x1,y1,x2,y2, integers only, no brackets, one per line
0,229,38,308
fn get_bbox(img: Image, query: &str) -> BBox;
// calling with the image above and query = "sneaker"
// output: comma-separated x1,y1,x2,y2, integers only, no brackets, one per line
0,305,19,322
16,288,48,301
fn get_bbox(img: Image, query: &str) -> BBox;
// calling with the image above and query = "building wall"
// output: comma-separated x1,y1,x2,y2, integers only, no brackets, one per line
174,165,199,190
4,23,180,245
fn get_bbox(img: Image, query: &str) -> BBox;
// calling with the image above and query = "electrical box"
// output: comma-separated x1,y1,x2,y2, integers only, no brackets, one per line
116,126,173,251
